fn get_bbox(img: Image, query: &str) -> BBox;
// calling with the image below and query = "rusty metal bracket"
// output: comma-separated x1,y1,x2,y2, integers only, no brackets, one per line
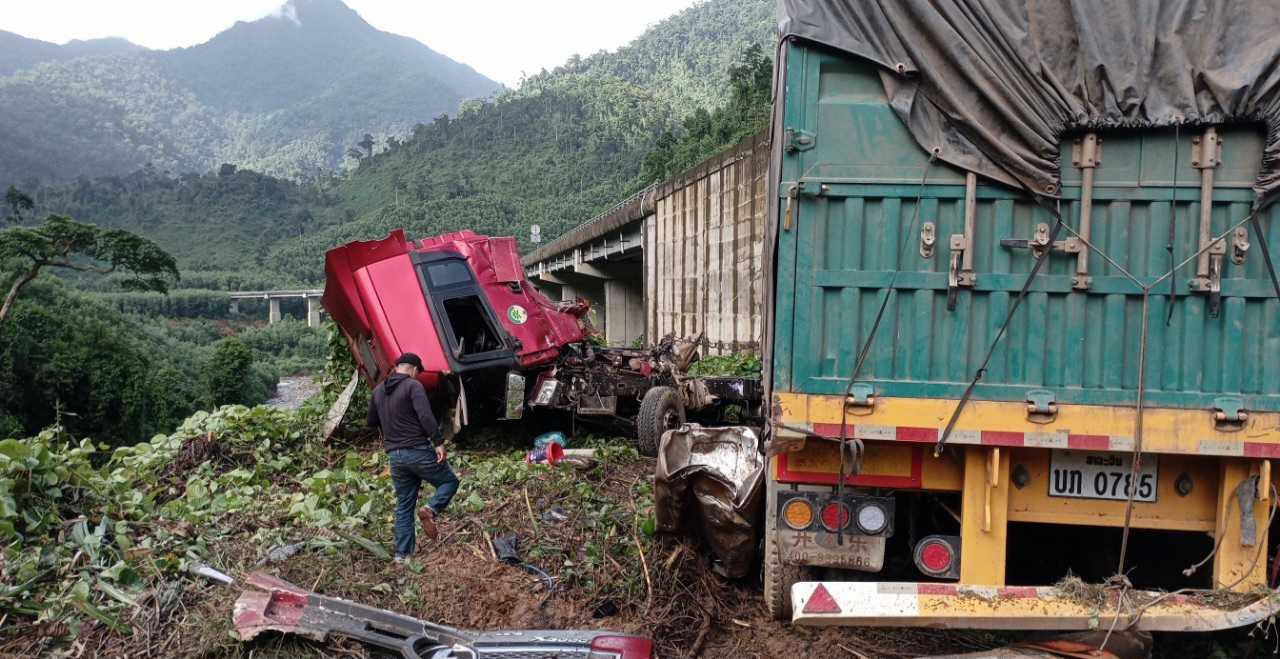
784,127,816,153
1213,396,1248,431
1025,389,1059,424
1190,128,1225,317
1069,133,1101,290
920,221,936,258
947,173,979,311
1000,222,1083,259
1231,226,1250,265
845,383,875,410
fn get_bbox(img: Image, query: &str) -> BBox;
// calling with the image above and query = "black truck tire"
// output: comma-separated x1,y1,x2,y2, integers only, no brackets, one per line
764,495,813,620
637,386,683,457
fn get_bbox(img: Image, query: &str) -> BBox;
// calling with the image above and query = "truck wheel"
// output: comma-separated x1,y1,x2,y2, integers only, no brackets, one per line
764,497,813,619
637,386,683,457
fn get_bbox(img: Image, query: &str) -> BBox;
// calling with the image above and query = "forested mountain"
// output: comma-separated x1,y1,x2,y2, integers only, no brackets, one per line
0,0,498,187
14,0,774,284
0,31,145,77
265,0,776,282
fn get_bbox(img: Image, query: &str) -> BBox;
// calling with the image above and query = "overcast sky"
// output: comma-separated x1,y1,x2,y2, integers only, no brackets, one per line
0,0,705,87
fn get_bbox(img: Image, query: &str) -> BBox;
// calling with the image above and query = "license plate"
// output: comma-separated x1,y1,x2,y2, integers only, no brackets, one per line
1048,450,1158,502
776,528,885,572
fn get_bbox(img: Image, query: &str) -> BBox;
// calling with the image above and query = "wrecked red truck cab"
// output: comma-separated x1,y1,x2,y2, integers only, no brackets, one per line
322,229,589,404
324,229,762,452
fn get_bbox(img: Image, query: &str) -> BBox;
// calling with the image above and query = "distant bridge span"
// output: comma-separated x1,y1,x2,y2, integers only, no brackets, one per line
228,289,324,326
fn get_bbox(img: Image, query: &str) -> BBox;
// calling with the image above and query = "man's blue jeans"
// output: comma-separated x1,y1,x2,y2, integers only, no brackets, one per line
388,446,460,557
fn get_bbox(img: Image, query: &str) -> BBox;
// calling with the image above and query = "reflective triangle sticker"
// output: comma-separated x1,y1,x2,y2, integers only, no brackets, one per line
802,584,841,614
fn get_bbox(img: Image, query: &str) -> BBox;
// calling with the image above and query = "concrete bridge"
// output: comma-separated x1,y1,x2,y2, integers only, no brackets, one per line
522,131,770,352
229,290,325,326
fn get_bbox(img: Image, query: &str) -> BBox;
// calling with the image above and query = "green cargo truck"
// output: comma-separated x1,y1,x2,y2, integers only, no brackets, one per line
763,0,1280,631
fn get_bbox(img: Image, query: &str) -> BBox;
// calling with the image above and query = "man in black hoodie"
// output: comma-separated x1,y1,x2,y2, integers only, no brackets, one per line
367,352,460,564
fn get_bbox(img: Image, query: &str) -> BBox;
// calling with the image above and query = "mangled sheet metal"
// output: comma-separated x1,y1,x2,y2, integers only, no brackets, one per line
233,571,653,658
778,0,1280,208
655,424,764,578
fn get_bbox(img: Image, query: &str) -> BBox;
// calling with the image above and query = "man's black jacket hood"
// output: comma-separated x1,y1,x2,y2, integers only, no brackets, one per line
367,372,443,450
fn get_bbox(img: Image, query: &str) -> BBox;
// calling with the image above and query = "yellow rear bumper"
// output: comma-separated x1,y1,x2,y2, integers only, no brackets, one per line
792,581,1280,631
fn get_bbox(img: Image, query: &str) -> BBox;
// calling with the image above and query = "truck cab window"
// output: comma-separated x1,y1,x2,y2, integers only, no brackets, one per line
443,296,503,356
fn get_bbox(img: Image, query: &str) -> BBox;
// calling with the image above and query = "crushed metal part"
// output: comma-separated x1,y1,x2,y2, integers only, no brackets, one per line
655,424,764,578
232,571,653,658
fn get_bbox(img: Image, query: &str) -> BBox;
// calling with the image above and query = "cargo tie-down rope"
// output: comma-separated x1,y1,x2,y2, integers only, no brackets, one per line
770,152,937,548
833,153,938,547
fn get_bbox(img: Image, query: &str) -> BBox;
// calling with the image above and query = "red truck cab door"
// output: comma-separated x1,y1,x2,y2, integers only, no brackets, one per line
410,249,518,374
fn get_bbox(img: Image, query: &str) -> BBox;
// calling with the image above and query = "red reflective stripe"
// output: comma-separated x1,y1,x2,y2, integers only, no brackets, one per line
1244,443,1280,458
1067,434,1111,450
895,426,939,442
980,431,1025,447
917,584,957,596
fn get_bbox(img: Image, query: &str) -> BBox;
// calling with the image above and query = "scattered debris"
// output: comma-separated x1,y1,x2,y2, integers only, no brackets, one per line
655,424,764,578
186,562,235,585
525,441,564,465
492,533,521,564
232,571,653,658
533,431,568,450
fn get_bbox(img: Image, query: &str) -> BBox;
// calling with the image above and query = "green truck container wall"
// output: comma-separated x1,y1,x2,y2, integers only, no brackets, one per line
773,44,1280,411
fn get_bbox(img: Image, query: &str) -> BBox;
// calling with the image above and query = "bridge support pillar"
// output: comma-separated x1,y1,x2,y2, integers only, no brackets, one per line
268,298,282,324
604,278,644,346
307,297,322,327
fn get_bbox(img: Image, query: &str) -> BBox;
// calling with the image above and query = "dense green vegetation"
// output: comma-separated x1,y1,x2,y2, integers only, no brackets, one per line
0,278,206,443
7,0,774,287
0,280,327,445
20,165,337,274
639,43,773,184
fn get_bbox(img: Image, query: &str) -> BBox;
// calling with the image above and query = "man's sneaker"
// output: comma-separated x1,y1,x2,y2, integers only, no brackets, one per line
393,554,407,568
417,505,439,541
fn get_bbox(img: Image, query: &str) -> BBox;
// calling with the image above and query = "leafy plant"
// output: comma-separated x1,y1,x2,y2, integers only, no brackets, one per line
207,338,255,406
685,351,761,377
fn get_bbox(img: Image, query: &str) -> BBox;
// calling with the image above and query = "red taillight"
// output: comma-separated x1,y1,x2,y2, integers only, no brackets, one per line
588,634,653,659
920,541,951,572
914,535,960,578
819,502,850,531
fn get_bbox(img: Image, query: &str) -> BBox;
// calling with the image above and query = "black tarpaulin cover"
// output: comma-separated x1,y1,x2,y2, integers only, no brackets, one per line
778,0,1280,208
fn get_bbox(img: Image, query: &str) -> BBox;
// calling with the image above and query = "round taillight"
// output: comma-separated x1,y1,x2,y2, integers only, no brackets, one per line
919,540,953,573
783,499,814,530
819,502,851,531
855,502,888,535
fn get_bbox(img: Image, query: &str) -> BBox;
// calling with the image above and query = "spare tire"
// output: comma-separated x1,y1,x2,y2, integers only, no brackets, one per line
637,386,683,457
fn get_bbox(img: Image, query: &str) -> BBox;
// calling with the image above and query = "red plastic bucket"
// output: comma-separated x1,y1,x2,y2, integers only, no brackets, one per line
526,442,564,465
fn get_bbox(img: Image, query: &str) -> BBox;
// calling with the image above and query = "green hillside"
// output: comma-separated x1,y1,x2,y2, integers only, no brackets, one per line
0,0,499,186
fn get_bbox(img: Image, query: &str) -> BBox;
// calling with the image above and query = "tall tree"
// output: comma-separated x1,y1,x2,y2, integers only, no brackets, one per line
4,186,33,224
0,210,179,326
